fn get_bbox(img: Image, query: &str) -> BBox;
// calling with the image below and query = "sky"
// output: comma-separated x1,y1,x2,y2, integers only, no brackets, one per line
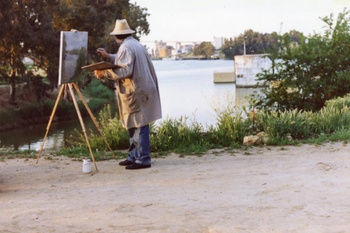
132,0,350,45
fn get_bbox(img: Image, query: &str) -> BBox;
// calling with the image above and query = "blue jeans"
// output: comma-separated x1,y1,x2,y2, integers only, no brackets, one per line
127,124,151,165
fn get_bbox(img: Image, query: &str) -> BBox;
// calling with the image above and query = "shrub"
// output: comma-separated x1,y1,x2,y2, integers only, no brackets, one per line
83,79,114,100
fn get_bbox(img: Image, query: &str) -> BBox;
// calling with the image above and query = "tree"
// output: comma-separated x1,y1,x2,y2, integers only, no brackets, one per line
0,0,59,105
51,0,149,55
193,42,215,58
221,38,235,59
221,30,280,59
0,0,150,105
253,9,350,112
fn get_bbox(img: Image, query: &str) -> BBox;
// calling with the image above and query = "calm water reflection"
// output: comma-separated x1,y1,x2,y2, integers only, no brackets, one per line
0,60,262,151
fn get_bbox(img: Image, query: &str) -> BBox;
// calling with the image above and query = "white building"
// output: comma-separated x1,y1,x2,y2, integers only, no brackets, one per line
234,54,272,87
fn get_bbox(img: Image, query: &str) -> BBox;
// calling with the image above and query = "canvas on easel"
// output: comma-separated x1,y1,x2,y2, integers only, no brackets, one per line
58,30,88,85
36,30,116,172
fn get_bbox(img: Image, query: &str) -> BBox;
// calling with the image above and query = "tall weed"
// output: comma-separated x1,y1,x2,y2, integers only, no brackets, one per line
150,117,209,153
256,109,312,141
72,104,129,150
208,108,249,147
311,105,350,134
324,94,350,109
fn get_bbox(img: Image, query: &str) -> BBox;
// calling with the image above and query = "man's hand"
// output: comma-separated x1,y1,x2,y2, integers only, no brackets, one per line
94,70,105,80
96,48,109,59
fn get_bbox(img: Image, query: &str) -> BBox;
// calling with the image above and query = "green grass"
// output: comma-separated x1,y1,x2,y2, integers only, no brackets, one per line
0,149,37,160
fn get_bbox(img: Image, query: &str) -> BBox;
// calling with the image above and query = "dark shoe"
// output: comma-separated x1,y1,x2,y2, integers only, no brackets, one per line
125,163,151,170
119,160,134,166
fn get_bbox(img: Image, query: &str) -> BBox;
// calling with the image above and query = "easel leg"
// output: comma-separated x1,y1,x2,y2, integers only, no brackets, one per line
67,84,98,172
72,83,117,160
36,84,66,164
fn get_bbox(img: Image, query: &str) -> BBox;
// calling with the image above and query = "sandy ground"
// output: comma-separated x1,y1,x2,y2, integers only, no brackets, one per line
1,142,350,233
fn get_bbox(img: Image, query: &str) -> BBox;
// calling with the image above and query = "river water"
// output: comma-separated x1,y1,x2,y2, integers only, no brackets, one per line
0,59,260,151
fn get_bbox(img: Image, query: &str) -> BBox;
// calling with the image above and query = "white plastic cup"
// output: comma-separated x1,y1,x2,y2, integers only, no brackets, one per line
82,159,91,174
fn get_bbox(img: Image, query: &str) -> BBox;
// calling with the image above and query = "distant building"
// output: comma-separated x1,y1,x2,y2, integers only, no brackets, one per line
155,41,170,58
213,37,223,49
155,41,179,58
180,44,195,53
152,40,197,59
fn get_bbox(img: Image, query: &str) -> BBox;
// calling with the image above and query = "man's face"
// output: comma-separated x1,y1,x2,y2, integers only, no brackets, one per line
115,36,123,45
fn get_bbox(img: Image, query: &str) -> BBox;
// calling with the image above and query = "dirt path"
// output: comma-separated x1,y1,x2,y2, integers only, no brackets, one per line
1,142,350,232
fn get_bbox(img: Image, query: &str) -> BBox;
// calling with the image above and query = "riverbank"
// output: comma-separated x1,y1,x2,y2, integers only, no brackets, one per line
1,142,350,232
0,79,113,133
0,84,65,129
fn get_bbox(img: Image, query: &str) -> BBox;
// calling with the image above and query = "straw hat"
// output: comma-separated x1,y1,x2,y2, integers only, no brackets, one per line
109,19,135,35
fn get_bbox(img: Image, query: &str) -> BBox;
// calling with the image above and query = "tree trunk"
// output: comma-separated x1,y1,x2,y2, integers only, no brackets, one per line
9,72,17,106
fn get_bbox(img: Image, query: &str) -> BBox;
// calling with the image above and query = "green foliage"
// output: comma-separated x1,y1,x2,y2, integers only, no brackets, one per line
79,106,211,154
150,117,210,154
254,9,350,112
221,29,281,59
83,78,114,100
254,94,350,143
193,42,215,58
255,109,312,142
304,129,350,145
93,109,129,150
311,105,350,134
0,149,37,160
81,78,115,114
324,94,350,109
208,109,249,147
72,104,129,150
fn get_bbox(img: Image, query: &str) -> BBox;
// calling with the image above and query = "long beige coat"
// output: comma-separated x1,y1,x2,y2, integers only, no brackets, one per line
106,37,162,129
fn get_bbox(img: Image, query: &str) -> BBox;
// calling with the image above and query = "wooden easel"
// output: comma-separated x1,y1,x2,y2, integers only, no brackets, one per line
36,82,116,172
